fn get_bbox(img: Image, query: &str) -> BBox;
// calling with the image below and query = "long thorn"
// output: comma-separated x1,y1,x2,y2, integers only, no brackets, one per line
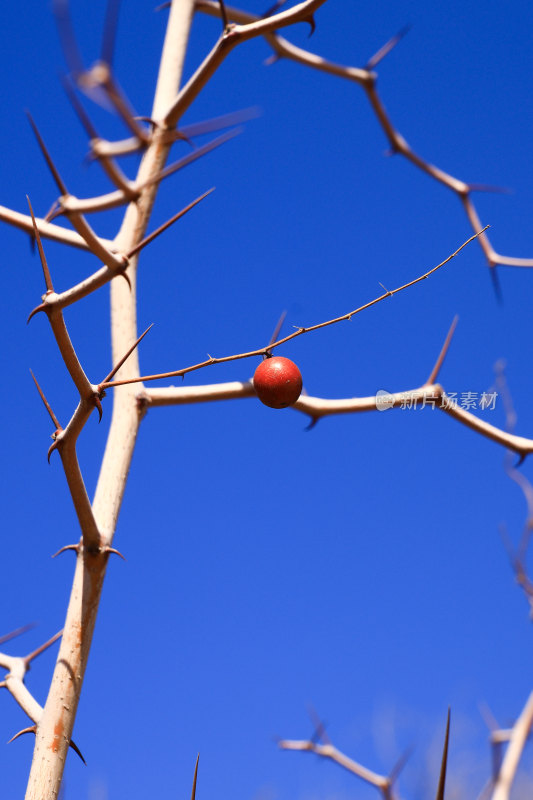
26,112,68,195
0,623,37,647
48,440,60,464
102,546,126,560
100,324,154,385
94,395,103,423
61,74,99,139
266,310,287,355
53,0,85,77
8,726,36,744
365,25,411,70
27,304,47,324
180,107,261,138
26,197,54,292
191,754,200,800
263,0,288,17
51,544,80,558
142,129,240,191
489,265,503,304
218,0,228,29
30,370,62,430
307,703,331,745
101,0,122,66
24,630,63,666
126,190,214,259
435,709,451,800
69,738,87,764
389,745,413,783
426,315,458,385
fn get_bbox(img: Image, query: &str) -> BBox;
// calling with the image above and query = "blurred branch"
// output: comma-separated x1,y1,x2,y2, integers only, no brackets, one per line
494,362,533,614
278,737,397,800
491,693,533,800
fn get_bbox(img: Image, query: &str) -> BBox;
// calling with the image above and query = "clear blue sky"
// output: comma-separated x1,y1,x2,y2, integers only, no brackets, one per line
1,1,533,797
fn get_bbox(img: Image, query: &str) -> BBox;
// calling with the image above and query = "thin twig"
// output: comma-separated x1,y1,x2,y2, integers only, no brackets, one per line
103,229,485,389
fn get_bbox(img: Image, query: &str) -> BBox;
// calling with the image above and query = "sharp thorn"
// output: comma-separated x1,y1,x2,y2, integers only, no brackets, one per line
47,440,60,464
52,544,80,558
100,323,154,385
101,0,122,67
27,304,47,324
94,395,103,423
305,416,319,431
218,0,228,30
489,265,503,304
8,726,36,745
25,112,68,195
435,708,451,800
69,738,87,765
118,269,131,290
0,623,38,646
60,73,99,139
30,369,62,429
191,753,200,800
52,0,86,78
262,0,287,17
365,24,411,70
126,190,214,259
102,546,126,560
26,196,54,291
23,630,63,665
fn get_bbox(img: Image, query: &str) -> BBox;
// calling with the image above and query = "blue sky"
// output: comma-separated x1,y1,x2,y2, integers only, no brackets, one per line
1,1,533,797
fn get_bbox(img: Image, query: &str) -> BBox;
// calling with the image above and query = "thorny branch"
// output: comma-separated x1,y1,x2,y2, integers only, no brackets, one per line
196,0,533,273
1,0,533,797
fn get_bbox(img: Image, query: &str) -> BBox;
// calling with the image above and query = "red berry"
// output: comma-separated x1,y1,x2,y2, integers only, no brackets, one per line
253,356,303,409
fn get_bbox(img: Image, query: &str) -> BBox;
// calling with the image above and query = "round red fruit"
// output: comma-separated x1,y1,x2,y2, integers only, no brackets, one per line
253,356,303,409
